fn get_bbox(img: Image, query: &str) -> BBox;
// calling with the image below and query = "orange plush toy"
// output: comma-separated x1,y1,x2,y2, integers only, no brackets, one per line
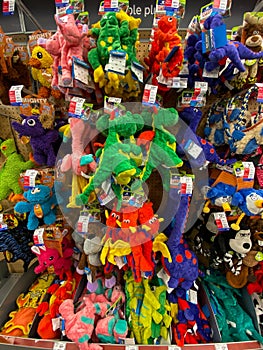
145,15,183,88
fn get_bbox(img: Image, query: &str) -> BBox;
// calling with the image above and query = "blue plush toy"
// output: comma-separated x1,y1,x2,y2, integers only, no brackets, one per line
231,188,263,230
14,185,57,230
203,182,236,214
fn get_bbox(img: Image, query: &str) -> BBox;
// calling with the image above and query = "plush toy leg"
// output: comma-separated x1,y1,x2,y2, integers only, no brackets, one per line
68,174,89,208
202,200,211,214
43,210,56,226
32,150,47,166
46,148,57,167
231,212,246,231
27,211,39,231
0,185,12,201
113,319,128,342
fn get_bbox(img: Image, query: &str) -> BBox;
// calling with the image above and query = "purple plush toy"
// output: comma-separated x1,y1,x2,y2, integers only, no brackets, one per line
163,195,199,291
12,114,59,167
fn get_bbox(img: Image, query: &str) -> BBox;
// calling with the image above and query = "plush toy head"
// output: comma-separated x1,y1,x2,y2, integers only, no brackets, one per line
12,114,54,137
241,13,263,51
23,185,52,204
232,189,263,216
28,46,53,69
158,15,178,33
32,245,62,274
0,138,17,157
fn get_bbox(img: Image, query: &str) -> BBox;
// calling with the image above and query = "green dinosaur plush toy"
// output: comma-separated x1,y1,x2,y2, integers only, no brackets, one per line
0,139,35,202
133,107,183,192
76,111,144,206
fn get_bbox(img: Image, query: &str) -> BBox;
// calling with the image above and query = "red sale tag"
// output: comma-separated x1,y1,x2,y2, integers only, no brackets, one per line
257,84,263,102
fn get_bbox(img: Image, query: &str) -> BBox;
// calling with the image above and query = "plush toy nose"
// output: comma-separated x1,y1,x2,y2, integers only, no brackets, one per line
28,57,41,68
255,200,263,208
1,146,7,151
243,243,251,250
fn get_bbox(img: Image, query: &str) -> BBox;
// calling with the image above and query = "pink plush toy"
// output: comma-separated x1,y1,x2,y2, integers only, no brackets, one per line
54,14,86,86
60,118,97,175
59,297,109,350
31,241,73,276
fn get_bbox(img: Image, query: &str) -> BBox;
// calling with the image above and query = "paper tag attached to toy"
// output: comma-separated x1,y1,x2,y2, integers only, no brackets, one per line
68,96,86,118
53,341,66,350
23,169,38,188
72,57,94,88
131,61,144,83
203,65,220,78
200,2,213,28
179,62,189,76
180,176,193,196
214,212,229,231
55,0,69,8
142,84,158,106
157,268,174,293
104,0,118,11
164,0,179,10
256,83,263,103
115,256,127,269
2,0,15,15
242,162,255,181
33,228,45,246
97,179,116,205
9,85,23,106
186,15,200,39
77,212,90,234
184,139,202,159
104,96,122,114
190,82,208,107
0,213,7,231
105,50,126,75
213,0,232,17
180,91,194,107
187,288,198,304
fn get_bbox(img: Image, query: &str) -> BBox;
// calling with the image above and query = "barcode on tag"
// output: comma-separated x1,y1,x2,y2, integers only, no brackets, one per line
53,341,66,350
214,212,229,231
214,343,228,350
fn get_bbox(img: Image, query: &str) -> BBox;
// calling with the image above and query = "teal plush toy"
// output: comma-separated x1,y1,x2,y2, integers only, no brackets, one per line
0,139,35,202
14,185,57,230
76,111,144,206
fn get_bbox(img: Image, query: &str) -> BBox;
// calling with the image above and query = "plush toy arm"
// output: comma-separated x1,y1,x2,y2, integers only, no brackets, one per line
60,154,73,172
14,201,31,213
231,192,244,207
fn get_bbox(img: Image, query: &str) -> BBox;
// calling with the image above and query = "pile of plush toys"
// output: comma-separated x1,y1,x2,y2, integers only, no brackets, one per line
1,0,263,349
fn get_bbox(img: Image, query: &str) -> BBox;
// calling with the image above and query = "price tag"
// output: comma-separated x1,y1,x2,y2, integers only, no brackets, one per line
186,15,199,38
242,162,255,181
188,289,198,304
53,341,66,350
55,0,69,8
203,65,220,78
256,83,263,103
104,96,122,114
73,57,94,88
213,0,228,10
214,212,229,231
131,61,144,83
200,2,213,25
104,0,118,11
142,84,158,106
2,0,15,15
77,212,90,234
179,62,189,76
68,97,86,118
184,139,202,159
105,50,126,75
214,344,228,350
181,91,194,106
9,85,23,106
97,179,116,205
126,346,138,350
52,317,61,331
115,256,127,269
180,176,193,196
165,0,179,9
23,169,38,188
33,228,45,246
170,174,181,190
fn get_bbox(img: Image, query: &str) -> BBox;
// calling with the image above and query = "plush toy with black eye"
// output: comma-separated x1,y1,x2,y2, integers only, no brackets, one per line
14,185,57,230
12,114,59,167
202,182,236,214
231,189,263,231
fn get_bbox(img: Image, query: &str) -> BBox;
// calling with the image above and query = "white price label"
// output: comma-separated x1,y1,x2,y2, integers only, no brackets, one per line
106,50,126,75
179,78,188,88
214,344,228,350
52,317,61,331
213,0,228,10
242,162,255,181
168,345,182,350
9,85,23,106
126,345,138,350
189,289,198,304
180,176,193,196
53,341,66,350
214,212,230,231
68,97,86,118
184,140,202,159
131,62,144,83
0,214,3,223
73,60,93,88
24,169,38,188
195,81,208,92
203,66,220,78
142,84,158,105
97,179,116,205
33,228,45,246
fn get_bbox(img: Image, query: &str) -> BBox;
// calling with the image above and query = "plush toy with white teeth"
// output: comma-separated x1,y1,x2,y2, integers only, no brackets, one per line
14,185,57,230
231,189,263,230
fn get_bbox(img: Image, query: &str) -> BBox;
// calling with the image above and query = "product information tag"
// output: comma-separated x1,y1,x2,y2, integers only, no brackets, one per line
9,85,23,106
242,161,255,181
213,0,227,10
97,179,116,205
104,0,118,11
200,2,213,28
23,169,38,188
203,64,220,78
131,61,144,83
33,228,45,246
106,50,126,75
104,96,122,114
73,57,94,88
214,344,228,350
180,176,193,196
2,0,15,15
55,0,69,8
256,83,263,103
77,212,90,234
142,84,158,105
68,97,86,118
181,91,194,106
188,289,198,304
184,139,203,159
214,212,230,231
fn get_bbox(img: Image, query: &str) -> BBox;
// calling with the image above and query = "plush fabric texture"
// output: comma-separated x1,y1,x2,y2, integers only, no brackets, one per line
12,114,60,167
14,184,57,230
0,138,34,200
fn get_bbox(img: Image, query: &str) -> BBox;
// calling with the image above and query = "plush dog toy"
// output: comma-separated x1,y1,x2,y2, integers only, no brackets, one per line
0,138,34,202
202,182,236,214
12,114,60,167
14,184,57,230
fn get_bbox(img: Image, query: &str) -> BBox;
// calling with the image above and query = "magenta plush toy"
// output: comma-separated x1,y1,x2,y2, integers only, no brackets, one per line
31,241,73,276
12,114,59,167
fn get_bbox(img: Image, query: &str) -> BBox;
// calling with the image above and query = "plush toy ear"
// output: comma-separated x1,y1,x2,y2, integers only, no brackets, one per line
231,192,244,207
39,114,54,129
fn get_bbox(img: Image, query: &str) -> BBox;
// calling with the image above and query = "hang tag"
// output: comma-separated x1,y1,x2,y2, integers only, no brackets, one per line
242,162,255,181
68,96,86,118
142,84,158,106
181,91,194,106
105,50,126,75
179,62,189,76
104,96,122,114
231,26,239,40
202,23,227,53
52,317,61,331
180,176,193,196
77,212,90,234
9,85,23,106
200,2,214,28
97,179,116,205
184,139,202,159
131,61,144,83
0,214,7,231
256,83,263,103
23,169,38,188
2,0,15,15
189,289,198,304
55,0,69,7
72,57,94,88
33,228,45,246
170,174,181,190
214,212,229,231
213,0,227,11
203,64,220,78
186,15,200,38
104,0,118,11
115,256,127,269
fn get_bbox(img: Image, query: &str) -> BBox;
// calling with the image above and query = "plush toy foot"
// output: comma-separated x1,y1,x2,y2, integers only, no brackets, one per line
113,319,128,341
87,279,99,293
94,66,106,87
10,194,25,203
115,169,136,185
105,275,116,288
202,206,210,214
231,223,240,231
